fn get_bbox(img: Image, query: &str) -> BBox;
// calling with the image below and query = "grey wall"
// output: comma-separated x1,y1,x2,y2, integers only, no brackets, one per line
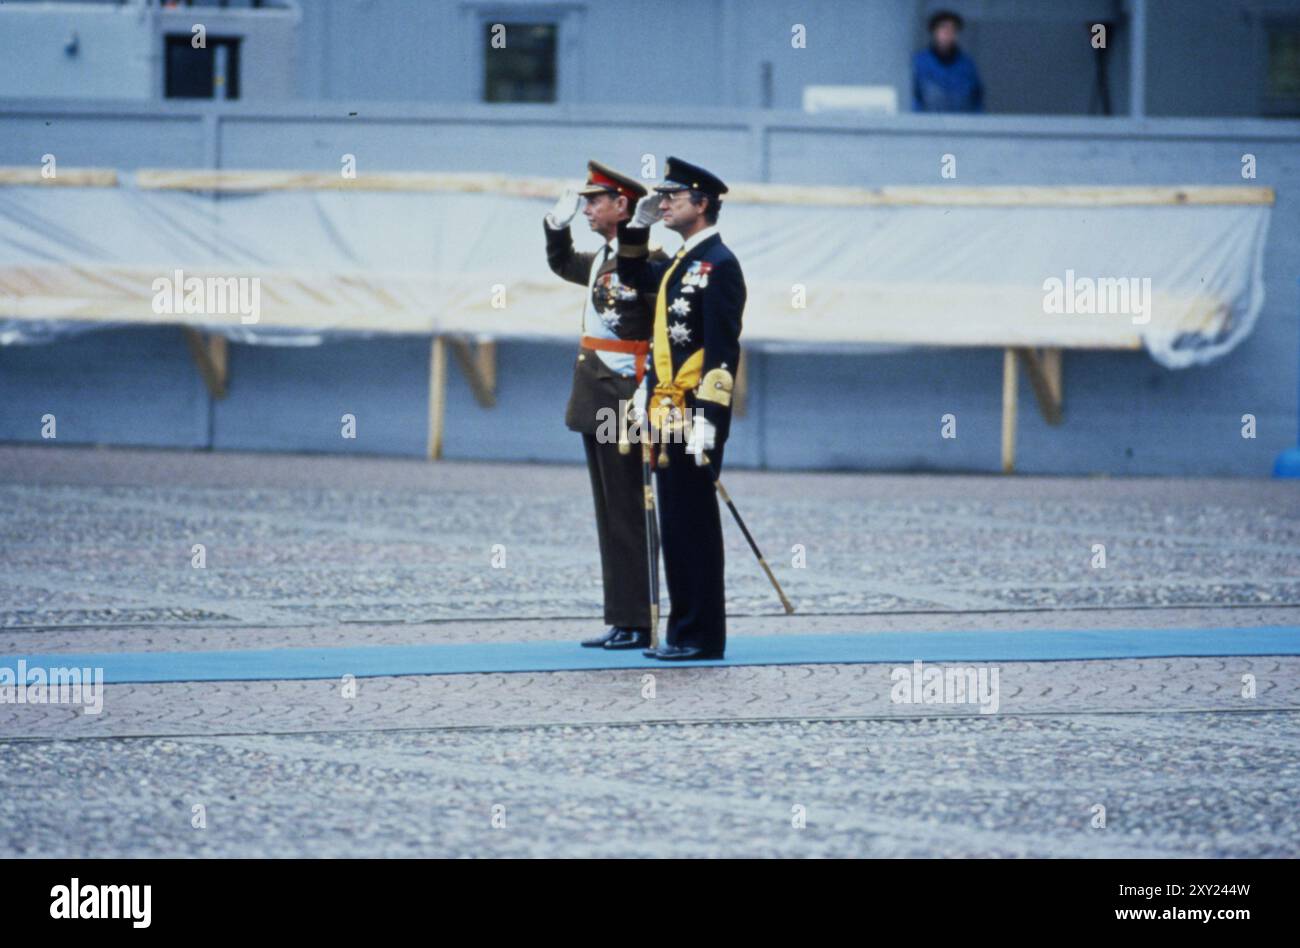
293,0,914,109
0,3,155,100
1,100,1296,476
0,1,301,102
5,0,1300,119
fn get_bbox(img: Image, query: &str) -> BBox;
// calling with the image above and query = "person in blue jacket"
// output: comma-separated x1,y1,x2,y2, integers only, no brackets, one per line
912,10,984,113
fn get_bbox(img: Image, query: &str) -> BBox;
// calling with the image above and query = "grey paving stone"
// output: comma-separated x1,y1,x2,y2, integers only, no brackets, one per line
1,445,1297,857
2,713,1295,858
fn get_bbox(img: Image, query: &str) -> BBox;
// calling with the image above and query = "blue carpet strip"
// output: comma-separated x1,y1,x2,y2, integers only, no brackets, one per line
1,625,1297,684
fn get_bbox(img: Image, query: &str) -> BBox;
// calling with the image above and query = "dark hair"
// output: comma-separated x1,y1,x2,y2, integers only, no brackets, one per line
688,189,722,224
928,10,963,32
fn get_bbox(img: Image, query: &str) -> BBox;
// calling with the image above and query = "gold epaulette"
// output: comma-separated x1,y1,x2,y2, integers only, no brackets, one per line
696,367,734,407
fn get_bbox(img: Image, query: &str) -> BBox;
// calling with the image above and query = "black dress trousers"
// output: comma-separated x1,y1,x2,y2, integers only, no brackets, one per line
655,440,727,655
581,432,651,629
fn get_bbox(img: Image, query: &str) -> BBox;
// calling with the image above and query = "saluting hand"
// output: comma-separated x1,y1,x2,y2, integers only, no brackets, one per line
546,187,584,229
631,193,664,229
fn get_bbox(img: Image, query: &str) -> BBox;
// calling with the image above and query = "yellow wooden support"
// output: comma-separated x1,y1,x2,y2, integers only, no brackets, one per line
1001,348,1018,474
427,336,447,460
182,328,228,398
125,170,1275,208
1017,347,1064,425
0,167,118,187
447,336,497,408
733,346,749,417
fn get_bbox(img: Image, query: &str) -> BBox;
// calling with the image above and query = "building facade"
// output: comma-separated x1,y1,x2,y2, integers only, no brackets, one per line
2,0,1299,475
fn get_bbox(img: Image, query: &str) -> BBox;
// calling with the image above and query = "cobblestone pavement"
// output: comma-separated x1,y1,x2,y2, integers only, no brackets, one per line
3,446,1298,630
4,713,1296,858
1,445,1297,857
2,655,1298,740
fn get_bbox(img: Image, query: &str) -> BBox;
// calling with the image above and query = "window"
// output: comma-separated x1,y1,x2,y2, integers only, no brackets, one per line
483,22,557,103
1262,21,1300,116
164,34,241,100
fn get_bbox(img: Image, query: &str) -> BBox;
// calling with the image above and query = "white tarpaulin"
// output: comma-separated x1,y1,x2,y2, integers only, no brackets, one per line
0,173,1272,368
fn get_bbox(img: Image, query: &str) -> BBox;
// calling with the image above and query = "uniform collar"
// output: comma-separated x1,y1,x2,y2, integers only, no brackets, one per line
681,224,719,255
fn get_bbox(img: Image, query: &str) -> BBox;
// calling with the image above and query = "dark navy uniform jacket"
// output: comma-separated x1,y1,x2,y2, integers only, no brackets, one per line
616,222,746,445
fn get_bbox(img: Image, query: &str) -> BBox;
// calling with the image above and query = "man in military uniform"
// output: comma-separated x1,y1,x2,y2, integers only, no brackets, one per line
618,157,746,661
544,161,667,650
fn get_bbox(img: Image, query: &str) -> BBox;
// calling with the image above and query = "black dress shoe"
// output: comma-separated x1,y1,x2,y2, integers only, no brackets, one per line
644,645,724,661
580,627,622,648
603,628,650,650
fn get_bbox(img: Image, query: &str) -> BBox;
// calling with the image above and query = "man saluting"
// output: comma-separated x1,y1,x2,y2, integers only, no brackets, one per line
618,157,746,661
544,161,667,650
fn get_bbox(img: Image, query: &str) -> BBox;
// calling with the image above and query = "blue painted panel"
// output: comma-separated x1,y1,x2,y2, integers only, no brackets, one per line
211,335,430,456
0,326,209,449
441,340,583,464
761,348,1005,473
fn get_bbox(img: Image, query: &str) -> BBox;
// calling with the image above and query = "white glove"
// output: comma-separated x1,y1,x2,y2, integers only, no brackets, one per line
632,380,648,422
631,193,664,229
546,187,583,229
686,416,717,466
